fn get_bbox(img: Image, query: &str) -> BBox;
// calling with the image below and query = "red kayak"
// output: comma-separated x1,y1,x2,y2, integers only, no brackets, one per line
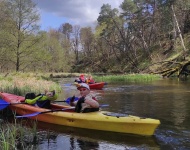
74,82,106,90
88,82,105,90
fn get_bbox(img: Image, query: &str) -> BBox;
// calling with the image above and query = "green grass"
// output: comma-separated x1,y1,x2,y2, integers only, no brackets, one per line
0,120,38,150
0,73,62,96
94,74,161,83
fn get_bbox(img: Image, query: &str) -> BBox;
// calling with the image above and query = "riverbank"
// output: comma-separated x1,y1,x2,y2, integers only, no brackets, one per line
0,72,62,96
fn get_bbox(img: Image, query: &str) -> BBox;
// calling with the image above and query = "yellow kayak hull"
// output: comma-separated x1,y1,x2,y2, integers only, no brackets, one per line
0,92,160,136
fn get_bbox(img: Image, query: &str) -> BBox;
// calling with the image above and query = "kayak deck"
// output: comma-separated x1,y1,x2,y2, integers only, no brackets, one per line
0,92,160,136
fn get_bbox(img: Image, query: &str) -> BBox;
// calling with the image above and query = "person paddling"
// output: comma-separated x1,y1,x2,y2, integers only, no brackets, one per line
74,74,86,83
70,83,99,113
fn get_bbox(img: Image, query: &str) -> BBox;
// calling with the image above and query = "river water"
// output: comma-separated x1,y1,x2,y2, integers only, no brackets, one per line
13,78,190,149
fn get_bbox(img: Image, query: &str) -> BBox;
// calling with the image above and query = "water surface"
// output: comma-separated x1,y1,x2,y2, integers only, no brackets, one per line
9,78,190,149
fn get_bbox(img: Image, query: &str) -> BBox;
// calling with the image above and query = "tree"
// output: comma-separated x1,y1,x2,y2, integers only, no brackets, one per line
71,25,80,63
80,27,94,56
3,0,40,72
58,23,73,40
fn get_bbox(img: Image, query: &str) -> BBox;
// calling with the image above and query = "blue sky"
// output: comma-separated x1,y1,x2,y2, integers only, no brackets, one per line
32,0,123,31
40,12,68,30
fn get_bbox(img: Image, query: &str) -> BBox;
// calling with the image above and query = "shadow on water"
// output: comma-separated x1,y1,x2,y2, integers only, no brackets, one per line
39,121,158,145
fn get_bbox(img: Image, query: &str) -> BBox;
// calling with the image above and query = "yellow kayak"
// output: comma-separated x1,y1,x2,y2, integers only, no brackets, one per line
0,92,160,136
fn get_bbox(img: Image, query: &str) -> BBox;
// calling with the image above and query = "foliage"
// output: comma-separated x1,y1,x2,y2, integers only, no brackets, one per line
0,0,41,72
0,0,190,74
0,121,36,149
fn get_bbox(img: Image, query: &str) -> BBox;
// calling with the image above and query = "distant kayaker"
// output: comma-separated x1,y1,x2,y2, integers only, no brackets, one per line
70,83,99,113
24,90,58,109
86,75,95,84
74,74,86,83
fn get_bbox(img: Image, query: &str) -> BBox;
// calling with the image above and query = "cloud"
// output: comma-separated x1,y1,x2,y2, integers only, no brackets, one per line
32,0,123,30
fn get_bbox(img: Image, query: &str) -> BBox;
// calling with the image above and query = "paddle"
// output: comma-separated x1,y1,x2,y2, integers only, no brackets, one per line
16,107,75,118
0,96,79,111
64,83,73,86
54,97,79,104
15,104,109,118
0,99,26,110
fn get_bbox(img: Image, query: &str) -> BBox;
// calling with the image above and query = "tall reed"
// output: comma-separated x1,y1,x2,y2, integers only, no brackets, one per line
94,74,160,83
0,114,46,150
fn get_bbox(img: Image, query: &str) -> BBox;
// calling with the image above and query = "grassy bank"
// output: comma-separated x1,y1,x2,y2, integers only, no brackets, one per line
0,72,62,149
0,72,62,96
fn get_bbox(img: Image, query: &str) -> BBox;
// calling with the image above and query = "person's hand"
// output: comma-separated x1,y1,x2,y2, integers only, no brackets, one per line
70,95,75,102
78,97,85,103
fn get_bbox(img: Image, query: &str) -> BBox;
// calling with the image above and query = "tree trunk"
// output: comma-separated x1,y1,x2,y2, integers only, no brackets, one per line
171,5,187,52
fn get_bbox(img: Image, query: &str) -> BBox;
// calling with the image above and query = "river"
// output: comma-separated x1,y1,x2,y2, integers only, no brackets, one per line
10,78,190,149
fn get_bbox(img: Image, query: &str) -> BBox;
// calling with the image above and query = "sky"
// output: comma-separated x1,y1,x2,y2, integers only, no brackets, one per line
32,0,123,31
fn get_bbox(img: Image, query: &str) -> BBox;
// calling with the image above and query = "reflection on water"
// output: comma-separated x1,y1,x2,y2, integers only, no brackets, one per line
34,121,159,150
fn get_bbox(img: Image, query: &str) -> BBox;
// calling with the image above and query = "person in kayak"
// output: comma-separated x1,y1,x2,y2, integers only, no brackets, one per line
70,83,99,113
24,90,58,109
74,74,86,83
86,75,95,84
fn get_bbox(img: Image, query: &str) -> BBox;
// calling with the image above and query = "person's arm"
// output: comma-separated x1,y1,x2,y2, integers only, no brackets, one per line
25,95,43,104
84,96,99,108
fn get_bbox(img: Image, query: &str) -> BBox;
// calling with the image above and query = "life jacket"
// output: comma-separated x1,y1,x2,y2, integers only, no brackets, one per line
89,79,95,84
92,96,97,101
74,96,98,113
25,93,53,109
74,78,82,83
36,94,51,109
79,76,86,83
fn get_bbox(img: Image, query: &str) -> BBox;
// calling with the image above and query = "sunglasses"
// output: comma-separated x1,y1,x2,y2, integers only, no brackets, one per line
79,88,87,91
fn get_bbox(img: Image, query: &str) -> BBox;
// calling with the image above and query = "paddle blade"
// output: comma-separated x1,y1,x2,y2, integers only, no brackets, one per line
65,97,79,104
64,83,72,86
0,99,10,110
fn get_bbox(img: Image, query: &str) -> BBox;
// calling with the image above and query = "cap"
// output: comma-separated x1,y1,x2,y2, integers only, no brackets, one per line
77,83,90,90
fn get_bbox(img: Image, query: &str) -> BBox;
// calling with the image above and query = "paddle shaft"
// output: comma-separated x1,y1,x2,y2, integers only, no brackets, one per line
16,107,75,118
38,107,75,114
53,100,68,103
16,104,109,118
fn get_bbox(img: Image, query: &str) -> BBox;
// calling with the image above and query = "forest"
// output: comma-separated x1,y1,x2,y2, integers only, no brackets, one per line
0,0,190,77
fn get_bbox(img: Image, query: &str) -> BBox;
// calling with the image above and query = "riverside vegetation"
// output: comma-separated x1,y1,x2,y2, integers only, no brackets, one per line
0,72,62,149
